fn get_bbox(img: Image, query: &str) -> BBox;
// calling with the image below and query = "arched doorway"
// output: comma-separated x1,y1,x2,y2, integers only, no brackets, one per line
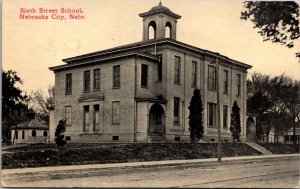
149,103,165,134
246,117,256,142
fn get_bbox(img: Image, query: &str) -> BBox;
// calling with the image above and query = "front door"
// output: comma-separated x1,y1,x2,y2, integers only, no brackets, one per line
149,104,164,134
246,117,256,142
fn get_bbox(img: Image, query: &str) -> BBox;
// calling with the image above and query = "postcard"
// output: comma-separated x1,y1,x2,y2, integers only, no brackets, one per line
2,0,300,188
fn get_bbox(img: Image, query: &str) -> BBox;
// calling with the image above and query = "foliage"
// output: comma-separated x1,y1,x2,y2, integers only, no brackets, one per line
29,85,55,123
247,73,286,142
258,143,299,154
247,72,300,144
273,112,293,139
2,70,30,141
55,120,67,148
2,143,261,169
2,70,29,120
241,1,300,59
230,101,241,142
188,89,204,143
272,75,300,145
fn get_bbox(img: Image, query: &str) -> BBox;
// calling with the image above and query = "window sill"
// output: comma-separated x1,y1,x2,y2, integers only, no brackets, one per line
79,132,89,135
174,82,181,85
93,89,100,92
141,86,148,89
223,92,228,95
112,87,120,89
208,89,217,92
83,90,90,93
90,132,102,135
112,123,120,125
173,122,181,126
65,93,72,95
156,81,162,83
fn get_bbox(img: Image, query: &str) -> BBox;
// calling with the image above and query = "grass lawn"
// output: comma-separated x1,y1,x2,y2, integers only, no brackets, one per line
258,143,299,154
2,143,261,169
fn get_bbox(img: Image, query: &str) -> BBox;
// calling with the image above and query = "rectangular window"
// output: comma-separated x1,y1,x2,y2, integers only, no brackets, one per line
174,56,181,84
157,54,162,81
112,101,120,124
223,70,228,94
83,105,89,132
208,66,216,91
65,73,72,95
113,65,120,88
223,105,228,129
208,103,216,127
93,69,100,90
84,70,90,92
141,64,148,87
174,97,180,124
65,106,72,126
236,74,241,96
192,61,197,87
93,105,100,132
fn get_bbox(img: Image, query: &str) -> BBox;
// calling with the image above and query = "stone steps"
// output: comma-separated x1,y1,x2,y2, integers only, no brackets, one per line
246,142,272,155
149,133,165,143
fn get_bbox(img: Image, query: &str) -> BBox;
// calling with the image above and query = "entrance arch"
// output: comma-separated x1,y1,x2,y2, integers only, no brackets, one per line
246,116,256,142
149,103,165,134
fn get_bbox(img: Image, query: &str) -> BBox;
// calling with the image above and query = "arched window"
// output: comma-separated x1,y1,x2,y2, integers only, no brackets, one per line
22,130,25,139
15,131,18,140
43,131,48,137
165,22,172,38
32,130,36,137
148,21,156,40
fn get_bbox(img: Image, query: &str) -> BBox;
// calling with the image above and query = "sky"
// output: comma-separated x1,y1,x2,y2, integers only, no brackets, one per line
3,0,300,96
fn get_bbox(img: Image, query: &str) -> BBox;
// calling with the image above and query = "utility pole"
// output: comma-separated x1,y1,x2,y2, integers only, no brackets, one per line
216,58,222,162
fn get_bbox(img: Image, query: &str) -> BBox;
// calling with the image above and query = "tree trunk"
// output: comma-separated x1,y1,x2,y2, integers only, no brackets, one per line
293,115,297,151
234,141,237,157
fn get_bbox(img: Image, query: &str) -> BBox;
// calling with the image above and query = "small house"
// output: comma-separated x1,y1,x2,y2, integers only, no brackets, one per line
10,120,49,145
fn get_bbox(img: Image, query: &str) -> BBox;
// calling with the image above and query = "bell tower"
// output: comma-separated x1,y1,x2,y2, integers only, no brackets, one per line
139,1,181,41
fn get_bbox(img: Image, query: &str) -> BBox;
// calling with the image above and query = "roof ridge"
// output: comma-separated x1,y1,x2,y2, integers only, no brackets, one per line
28,119,33,127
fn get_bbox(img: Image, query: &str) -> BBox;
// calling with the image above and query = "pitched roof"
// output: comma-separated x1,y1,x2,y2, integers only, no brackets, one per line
11,120,49,130
139,1,181,19
286,127,300,136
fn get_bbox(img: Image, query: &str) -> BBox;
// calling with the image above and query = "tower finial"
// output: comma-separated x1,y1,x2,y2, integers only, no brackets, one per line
159,1,162,6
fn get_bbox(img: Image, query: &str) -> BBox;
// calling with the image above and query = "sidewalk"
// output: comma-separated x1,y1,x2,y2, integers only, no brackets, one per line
2,154,299,182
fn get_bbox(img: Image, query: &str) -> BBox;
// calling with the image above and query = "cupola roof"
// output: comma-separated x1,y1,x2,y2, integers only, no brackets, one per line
139,1,181,19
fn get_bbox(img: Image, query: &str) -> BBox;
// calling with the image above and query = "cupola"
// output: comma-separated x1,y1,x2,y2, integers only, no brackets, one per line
139,1,181,41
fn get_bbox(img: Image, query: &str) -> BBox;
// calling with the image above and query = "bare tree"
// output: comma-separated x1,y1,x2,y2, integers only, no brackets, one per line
29,85,55,123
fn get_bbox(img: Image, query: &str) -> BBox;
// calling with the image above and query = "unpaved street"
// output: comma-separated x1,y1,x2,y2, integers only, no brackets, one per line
3,155,299,188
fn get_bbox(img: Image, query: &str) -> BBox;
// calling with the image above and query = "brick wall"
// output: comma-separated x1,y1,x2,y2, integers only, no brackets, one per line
53,57,136,142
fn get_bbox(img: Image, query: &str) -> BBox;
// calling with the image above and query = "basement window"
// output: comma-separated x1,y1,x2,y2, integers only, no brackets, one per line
112,136,119,141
